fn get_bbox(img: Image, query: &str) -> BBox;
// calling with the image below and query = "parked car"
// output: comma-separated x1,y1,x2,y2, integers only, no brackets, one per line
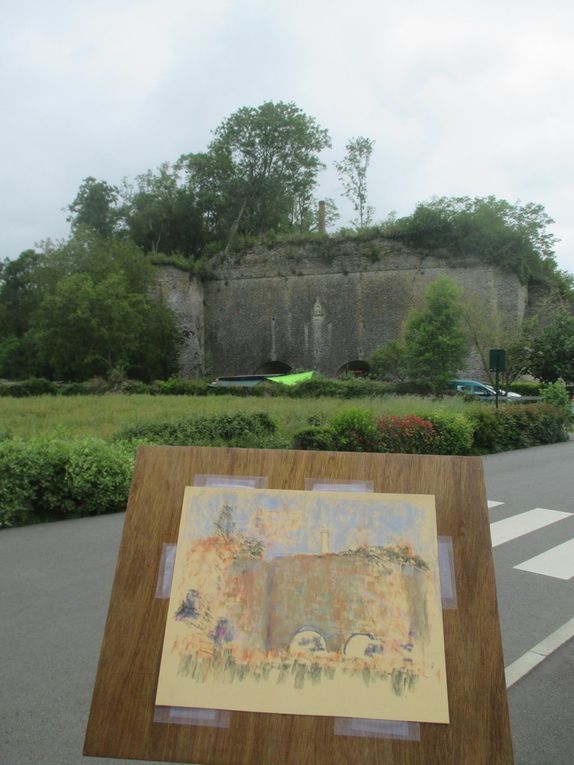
449,379,522,399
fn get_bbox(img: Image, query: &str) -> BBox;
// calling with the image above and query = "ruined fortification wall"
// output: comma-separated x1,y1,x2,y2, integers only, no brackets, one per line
156,238,529,378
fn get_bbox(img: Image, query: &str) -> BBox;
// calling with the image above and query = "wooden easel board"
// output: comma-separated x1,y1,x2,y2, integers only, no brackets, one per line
84,446,514,764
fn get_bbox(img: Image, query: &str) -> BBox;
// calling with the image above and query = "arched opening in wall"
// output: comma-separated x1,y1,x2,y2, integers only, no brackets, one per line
254,360,292,375
337,360,371,377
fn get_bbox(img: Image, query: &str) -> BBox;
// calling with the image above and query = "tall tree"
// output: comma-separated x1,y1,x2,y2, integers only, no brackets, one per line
335,136,375,228
0,232,178,381
527,311,574,383
67,177,121,238
201,101,331,246
404,277,468,392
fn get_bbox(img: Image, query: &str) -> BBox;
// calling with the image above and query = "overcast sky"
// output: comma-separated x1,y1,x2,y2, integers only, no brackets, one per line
2,0,574,273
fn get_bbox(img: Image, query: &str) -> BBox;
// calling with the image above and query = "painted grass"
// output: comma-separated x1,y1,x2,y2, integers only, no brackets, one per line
0,394,468,441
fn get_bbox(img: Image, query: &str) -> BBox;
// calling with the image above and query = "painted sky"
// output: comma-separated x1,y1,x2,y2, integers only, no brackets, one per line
185,487,435,561
2,0,573,273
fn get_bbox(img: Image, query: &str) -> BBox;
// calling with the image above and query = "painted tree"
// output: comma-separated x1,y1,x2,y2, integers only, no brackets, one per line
335,136,375,228
404,277,468,392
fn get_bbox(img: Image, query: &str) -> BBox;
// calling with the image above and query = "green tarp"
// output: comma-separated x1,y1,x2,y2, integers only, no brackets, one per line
265,371,314,386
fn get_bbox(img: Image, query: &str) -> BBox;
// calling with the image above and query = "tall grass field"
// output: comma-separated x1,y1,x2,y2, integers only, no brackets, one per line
0,393,468,441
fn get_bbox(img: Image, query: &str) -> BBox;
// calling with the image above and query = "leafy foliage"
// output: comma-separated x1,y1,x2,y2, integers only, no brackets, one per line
335,136,375,228
403,277,468,393
527,311,574,382
383,196,567,289
0,438,134,528
0,233,178,381
369,340,408,382
113,411,277,446
467,403,569,453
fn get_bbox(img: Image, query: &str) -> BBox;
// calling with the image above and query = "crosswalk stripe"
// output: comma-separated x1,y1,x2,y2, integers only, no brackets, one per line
488,500,504,509
514,538,574,580
489,508,572,547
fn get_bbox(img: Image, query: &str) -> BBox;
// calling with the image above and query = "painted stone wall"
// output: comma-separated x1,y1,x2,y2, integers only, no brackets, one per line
156,238,529,378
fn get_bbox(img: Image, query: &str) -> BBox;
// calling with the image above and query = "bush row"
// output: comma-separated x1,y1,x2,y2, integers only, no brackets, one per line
114,411,278,446
0,438,135,528
0,375,397,398
293,403,569,455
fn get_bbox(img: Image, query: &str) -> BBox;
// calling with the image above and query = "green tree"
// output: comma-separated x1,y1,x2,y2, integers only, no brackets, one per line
67,177,121,238
527,311,574,382
335,136,375,228
404,277,468,392
0,232,178,381
369,340,407,381
199,101,331,246
384,196,570,291
121,163,206,258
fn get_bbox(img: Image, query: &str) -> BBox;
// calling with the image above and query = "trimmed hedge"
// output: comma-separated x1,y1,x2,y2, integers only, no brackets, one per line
294,404,567,455
0,438,135,528
467,403,569,453
114,411,277,446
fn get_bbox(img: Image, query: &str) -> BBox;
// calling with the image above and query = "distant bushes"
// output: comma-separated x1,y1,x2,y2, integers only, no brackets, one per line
294,404,568,455
114,411,277,447
0,438,134,528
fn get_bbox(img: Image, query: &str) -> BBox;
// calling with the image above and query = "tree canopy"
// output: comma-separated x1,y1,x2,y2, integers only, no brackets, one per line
384,196,569,290
0,233,178,381
403,277,468,392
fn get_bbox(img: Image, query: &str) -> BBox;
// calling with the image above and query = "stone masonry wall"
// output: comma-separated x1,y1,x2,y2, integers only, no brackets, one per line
155,238,530,378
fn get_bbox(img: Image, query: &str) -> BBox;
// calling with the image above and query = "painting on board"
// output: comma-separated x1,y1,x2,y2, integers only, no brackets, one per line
155,486,449,723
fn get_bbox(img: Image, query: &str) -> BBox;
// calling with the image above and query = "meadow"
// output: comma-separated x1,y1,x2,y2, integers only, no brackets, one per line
0,393,468,442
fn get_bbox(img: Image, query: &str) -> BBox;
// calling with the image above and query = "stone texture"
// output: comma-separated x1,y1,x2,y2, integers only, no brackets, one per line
154,238,532,378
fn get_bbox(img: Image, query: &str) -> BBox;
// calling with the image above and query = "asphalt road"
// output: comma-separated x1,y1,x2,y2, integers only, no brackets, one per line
1,440,573,765
483,439,574,765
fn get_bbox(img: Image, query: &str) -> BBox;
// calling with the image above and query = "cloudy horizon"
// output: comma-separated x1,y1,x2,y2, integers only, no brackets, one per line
2,0,573,273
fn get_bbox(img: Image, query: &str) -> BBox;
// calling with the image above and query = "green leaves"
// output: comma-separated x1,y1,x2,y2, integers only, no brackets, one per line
384,195,563,288
403,277,468,393
335,136,375,229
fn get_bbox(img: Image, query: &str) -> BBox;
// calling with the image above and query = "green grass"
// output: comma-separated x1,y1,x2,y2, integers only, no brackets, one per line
0,393,468,441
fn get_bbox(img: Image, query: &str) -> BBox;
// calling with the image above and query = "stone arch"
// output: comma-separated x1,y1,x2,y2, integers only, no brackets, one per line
288,627,327,655
343,632,384,658
254,360,292,375
337,360,370,377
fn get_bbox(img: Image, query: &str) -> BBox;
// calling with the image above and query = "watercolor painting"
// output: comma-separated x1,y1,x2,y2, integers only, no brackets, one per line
155,487,449,723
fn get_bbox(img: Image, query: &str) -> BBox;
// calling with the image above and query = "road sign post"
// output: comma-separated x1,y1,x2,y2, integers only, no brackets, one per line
489,349,507,410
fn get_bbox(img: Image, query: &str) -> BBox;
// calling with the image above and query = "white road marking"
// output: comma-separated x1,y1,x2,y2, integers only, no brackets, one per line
488,500,504,509
514,538,574,580
489,508,572,547
505,616,574,688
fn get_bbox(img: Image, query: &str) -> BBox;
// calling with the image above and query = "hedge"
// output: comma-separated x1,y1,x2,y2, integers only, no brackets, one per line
294,404,567,455
114,411,277,446
467,403,569,453
0,438,135,528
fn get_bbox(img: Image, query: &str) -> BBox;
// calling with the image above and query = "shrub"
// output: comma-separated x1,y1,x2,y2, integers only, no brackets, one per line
540,380,572,423
288,376,395,399
329,408,381,452
114,412,277,446
0,438,134,528
508,381,541,396
0,377,58,397
467,402,568,453
377,415,438,454
422,411,474,455
293,427,336,451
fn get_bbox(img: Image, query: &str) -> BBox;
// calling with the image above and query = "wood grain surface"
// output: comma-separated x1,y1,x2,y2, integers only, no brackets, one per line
84,446,514,764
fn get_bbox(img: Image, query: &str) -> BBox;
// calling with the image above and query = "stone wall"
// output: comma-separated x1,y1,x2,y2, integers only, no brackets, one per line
155,238,530,378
